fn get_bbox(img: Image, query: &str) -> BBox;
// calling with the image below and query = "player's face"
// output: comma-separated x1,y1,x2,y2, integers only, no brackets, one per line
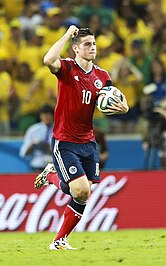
40,113,53,126
74,35,96,61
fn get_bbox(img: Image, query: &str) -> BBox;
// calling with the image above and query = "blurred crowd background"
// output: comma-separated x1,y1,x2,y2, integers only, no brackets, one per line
0,0,166,168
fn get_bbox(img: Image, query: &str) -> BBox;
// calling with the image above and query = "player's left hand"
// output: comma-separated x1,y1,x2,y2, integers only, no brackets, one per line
109,93,129,114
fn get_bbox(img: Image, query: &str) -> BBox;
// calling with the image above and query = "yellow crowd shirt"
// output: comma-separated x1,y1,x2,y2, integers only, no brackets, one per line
97,52,123,72
17,45,43,72
34,66,58,107
44,27,66,47
114,75,142,108
2,0,24,19
0,71,11,121
14,80,44,115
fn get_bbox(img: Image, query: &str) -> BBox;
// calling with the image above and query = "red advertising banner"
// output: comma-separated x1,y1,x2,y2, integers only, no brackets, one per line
0,171,166,232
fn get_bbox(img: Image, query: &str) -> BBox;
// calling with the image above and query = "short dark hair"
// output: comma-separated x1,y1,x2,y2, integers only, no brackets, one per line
39,105,54,115
72,28,94,44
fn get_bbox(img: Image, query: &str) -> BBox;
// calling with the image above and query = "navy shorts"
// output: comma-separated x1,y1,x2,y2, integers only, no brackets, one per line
51,138,100,184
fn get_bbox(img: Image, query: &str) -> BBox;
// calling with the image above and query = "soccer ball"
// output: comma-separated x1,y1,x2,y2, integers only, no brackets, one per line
96,86,123,115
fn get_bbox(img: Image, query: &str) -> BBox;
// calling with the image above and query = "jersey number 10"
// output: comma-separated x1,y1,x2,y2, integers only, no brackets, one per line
82,90,92,104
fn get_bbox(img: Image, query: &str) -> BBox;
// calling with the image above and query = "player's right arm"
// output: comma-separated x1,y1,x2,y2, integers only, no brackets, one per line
44,25,79,73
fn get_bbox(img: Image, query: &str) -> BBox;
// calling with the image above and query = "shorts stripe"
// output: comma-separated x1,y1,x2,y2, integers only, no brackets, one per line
67,205,83,216
53,140,70,182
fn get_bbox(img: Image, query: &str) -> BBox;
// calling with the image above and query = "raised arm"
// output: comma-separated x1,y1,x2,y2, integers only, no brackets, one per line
44,25,79,73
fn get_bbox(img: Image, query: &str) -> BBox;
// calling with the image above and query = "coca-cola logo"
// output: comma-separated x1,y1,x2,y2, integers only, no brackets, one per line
0,175,127,232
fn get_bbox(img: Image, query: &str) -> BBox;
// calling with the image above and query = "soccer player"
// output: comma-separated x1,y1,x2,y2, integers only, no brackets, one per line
34,25,129,250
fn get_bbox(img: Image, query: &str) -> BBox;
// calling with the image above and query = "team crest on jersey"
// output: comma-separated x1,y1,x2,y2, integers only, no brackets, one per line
94,79,103,89
69,166,77,174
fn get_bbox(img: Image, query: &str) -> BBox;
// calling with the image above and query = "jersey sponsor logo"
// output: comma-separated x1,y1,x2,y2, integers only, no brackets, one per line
74,75,79,81
94,79,103,89
69,166,77,174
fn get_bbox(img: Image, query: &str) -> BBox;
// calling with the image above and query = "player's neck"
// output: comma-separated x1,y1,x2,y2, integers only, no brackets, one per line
75,57,93,72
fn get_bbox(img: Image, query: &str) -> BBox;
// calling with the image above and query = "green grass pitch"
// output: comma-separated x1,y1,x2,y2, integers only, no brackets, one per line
0,230,166,266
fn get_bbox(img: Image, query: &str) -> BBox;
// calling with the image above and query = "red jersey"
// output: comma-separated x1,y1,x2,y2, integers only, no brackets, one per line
52,59,112,143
